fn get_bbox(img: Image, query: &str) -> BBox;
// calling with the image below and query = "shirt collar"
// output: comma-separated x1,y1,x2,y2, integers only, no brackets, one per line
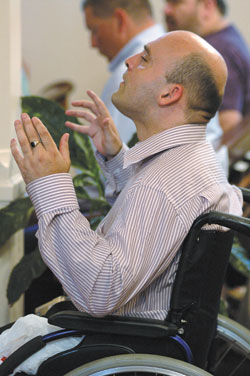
109,24,165,72
123,124,207,169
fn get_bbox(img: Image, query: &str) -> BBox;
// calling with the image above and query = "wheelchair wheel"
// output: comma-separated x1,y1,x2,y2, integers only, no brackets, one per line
64,354,212,376
217,314,250,347
213,314,250,375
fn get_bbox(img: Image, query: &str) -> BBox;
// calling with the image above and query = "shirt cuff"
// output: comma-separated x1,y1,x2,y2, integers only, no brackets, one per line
27,173,79,219
96,143,128,173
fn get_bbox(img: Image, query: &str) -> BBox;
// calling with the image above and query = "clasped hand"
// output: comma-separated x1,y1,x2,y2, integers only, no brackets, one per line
10,113,71,184
10,91,122,185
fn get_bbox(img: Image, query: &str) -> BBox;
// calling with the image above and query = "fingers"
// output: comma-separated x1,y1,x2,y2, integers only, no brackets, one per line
10,137,24,168
14,118,34,157
31,117,57,152
12,114,72,183
14,114,46,156
66,109,95,123
65,121,91,135
69,100,98,117
15,114,59,154
68,90,110,119
21,113,40,144
87,90,110,117
59,133,71,165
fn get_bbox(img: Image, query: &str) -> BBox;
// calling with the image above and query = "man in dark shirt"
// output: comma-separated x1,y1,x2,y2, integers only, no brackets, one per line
164,0,250,137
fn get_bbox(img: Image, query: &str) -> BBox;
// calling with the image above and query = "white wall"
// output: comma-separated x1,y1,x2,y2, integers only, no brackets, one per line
22,0,250,106
22,0,109,104
0,0,24,326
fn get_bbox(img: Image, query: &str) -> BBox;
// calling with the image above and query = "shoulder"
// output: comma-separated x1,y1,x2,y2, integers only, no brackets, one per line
131,142,226,203
205,25,250,61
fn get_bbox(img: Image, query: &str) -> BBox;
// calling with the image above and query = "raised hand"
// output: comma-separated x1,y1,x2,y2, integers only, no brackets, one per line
10,113,71,184
65,90,122,159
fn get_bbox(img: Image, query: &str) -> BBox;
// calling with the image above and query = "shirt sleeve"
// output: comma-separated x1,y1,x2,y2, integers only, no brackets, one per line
96,144,132,205
204,29,248,114
222,72,244,112
27,174,186,317
218,48,245,113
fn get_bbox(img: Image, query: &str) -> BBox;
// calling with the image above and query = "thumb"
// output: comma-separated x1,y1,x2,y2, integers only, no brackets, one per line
59,133,70,163
101,117,111,130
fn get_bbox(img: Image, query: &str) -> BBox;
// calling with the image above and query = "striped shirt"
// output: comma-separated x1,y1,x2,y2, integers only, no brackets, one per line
27,124,243,320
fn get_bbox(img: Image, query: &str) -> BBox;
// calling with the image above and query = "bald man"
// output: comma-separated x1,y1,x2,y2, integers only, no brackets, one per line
11,31,242,321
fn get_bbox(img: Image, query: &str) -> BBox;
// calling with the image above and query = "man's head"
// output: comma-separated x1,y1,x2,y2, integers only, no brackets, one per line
112,30,227,139
164,0,227,36
82,0,154,61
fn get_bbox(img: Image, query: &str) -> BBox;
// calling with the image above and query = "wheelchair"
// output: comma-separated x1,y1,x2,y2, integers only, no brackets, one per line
0,188,250,376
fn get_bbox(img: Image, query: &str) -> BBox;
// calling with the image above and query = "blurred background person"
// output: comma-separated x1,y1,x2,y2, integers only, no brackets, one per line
164,0,250,138
82,0,165,144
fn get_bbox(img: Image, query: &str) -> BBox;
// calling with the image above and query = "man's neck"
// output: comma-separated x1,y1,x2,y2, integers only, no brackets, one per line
135,118,187,142
126,19,156,45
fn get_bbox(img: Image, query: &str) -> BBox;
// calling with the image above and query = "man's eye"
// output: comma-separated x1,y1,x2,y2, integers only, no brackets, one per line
141,56,147,62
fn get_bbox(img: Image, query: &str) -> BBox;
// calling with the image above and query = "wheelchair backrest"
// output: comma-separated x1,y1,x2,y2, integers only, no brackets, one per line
167,222,234,368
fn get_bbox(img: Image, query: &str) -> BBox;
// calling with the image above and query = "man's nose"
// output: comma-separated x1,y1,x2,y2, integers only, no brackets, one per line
164,2,173,16
125,56,133,70
125,54,139,70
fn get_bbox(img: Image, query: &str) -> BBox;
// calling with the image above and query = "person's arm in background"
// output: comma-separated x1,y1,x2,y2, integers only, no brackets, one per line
219,109,242,136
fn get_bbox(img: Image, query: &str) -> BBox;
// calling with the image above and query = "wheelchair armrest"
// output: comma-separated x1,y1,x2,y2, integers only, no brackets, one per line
240,187,250,204
48,310,178,338
192,211,250,235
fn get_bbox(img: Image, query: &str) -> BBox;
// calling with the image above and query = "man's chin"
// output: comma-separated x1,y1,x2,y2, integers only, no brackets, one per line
111,91,120,109
165,19,178,32
112,93,130,118
112,87,123,104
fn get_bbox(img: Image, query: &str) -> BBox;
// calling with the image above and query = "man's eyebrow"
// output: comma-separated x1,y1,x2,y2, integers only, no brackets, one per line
144,45,151,56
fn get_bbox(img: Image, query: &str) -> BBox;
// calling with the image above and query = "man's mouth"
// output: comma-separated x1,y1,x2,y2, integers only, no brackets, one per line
166,17,177,30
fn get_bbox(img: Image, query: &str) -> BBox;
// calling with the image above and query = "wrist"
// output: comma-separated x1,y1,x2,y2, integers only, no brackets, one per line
106,143,122,160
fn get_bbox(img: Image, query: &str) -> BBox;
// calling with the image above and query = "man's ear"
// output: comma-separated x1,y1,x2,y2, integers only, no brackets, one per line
158,84,183,106
200,0,215,18
113,8,128,34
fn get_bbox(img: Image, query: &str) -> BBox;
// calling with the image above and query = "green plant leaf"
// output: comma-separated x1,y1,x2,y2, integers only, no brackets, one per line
0,197,34,249
230,236,250,278
219,298,229,316
7,246,47,305
127,132,138,148
73,132,100,177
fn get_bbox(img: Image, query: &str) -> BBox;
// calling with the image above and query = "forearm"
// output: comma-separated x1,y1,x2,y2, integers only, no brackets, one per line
36,208,121,316
96,143,132,205
219,110,242,134
27,173,122,316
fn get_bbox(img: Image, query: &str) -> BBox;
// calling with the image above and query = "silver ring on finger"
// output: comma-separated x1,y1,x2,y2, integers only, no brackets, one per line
30,140,41,149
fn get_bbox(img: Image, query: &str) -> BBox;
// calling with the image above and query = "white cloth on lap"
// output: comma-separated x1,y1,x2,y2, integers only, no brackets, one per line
0,314,84,375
